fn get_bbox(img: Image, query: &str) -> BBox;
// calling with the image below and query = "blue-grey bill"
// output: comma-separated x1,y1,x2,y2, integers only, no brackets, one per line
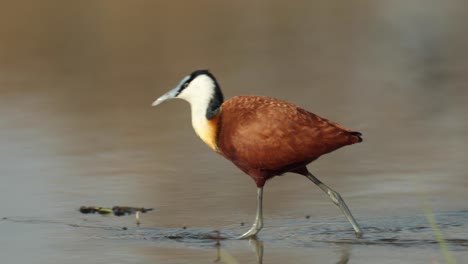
152,87,179,106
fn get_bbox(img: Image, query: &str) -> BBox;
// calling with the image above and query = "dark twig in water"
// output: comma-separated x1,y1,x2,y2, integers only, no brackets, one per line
79,206,154,226
79,206,154,216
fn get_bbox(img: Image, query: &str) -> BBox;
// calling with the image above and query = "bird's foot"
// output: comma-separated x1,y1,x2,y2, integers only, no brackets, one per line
355,230,363,239
237,225,262,240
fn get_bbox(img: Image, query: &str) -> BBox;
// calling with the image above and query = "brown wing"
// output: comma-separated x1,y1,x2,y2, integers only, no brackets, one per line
217,96,361,171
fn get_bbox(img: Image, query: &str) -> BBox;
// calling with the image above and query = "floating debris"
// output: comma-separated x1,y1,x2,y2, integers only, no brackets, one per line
112,206,154,216
79,206,112,215
79,206,153,216
79,206,154,225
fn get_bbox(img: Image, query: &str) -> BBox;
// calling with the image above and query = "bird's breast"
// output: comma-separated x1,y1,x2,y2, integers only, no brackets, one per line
192,113,220,152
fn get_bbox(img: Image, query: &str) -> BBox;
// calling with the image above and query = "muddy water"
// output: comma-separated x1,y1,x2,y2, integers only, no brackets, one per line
1,1,468,263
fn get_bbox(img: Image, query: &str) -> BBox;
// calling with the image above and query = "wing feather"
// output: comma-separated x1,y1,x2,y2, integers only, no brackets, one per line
217,96,361,171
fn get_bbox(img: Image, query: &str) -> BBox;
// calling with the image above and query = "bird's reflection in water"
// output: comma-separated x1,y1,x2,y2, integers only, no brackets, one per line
336,247,350,264
214,238,263,264
214,237,350,264
248,238,264,264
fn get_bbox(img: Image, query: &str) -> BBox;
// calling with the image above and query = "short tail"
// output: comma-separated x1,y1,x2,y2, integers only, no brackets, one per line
349,131,363,143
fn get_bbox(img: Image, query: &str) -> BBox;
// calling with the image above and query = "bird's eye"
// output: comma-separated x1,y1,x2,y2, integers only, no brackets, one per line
183,82,189,88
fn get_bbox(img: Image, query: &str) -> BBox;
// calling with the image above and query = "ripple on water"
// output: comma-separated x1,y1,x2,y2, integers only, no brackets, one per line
2,210,467,250
268,210,468,251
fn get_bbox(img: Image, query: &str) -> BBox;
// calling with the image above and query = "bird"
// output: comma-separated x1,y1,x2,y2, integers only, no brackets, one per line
152,70,363,239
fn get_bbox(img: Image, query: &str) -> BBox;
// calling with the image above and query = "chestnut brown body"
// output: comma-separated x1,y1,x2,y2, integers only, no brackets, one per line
217,96,362,187
153,70,364,239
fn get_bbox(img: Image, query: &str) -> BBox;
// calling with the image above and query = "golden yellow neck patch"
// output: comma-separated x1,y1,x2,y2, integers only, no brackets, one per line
192,112,220,152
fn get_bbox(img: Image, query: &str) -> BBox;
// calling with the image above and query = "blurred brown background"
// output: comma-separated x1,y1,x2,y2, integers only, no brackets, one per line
1,1,467,263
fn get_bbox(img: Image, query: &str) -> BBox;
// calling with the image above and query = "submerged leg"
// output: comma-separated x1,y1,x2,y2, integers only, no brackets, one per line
238,187,264,239
305,172,363,238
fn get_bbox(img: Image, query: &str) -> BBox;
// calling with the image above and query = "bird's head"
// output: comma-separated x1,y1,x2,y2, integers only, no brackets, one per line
152,70,224,118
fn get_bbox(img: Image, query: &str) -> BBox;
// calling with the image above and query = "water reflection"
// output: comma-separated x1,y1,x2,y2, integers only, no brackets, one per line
2,210,468,263
1,0,468,263
215,239,350,264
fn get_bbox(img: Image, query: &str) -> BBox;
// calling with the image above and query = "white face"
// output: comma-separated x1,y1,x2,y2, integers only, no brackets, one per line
152,72,221,150
152,73,216,107
177,74,216,106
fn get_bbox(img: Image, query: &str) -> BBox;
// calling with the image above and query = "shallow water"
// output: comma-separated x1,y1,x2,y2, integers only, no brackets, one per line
1,1,468,263
2,211,468,263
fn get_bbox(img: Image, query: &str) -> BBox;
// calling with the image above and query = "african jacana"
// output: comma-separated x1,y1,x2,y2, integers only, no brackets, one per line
152,70,363,239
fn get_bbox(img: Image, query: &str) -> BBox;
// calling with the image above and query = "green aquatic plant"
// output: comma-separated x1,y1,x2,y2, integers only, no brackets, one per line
422,194,456,264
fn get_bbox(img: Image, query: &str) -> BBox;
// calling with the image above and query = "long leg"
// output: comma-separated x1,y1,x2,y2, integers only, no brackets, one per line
305,172,363,238
238,187,264,239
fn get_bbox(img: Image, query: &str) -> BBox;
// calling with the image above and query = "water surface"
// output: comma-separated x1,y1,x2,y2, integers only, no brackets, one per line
1,1,467,263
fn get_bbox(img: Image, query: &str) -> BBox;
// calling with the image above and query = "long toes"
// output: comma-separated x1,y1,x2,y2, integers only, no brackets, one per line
237,229,258,240
355,230,363,239
237,233,257,240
